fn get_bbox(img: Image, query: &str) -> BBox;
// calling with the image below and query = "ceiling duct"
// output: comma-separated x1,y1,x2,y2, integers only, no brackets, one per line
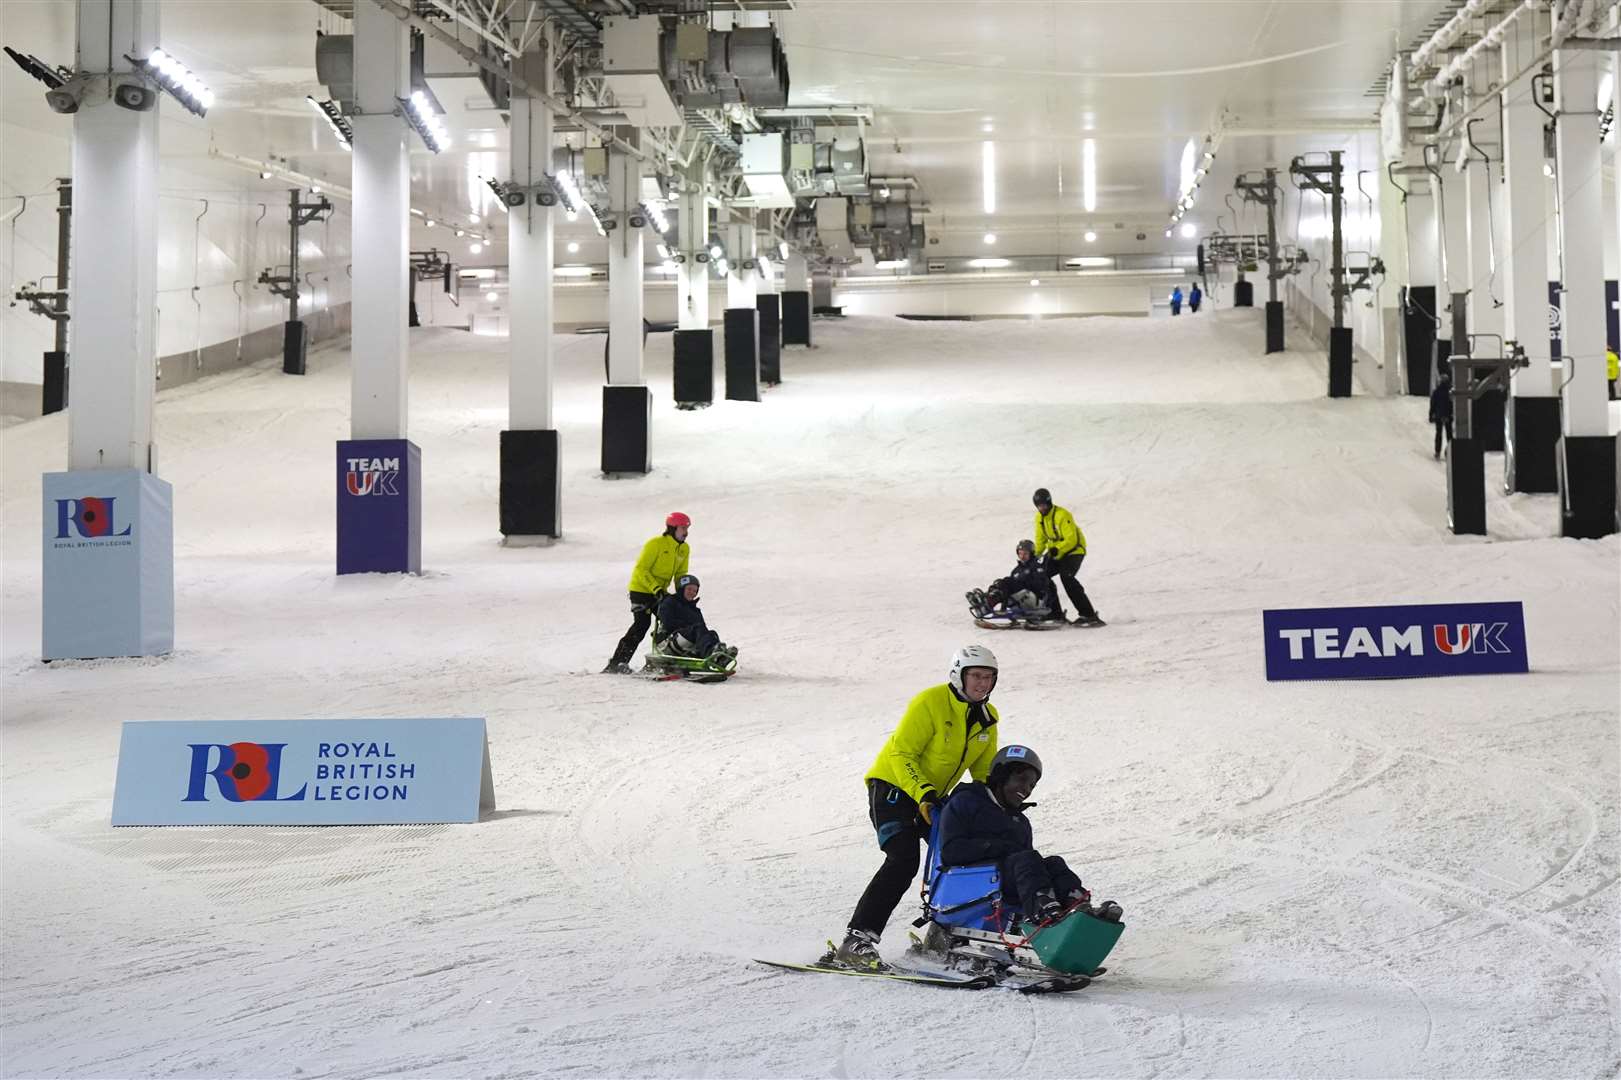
816,197,854,258
667,26,790,109
603,15,683,127
741,131,796,208
315,34,355,108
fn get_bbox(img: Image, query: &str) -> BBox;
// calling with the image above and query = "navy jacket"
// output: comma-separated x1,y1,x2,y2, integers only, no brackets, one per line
657,592,709,638
937,781,1034,866
1429,380,1454,423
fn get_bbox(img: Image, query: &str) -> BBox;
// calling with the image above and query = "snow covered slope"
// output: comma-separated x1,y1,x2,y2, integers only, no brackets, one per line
2,311,1616,1078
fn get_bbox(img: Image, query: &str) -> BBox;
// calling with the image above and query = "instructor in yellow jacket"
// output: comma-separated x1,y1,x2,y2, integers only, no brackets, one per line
832,644,1001,969
1033,487,1103,626
604,511,691,673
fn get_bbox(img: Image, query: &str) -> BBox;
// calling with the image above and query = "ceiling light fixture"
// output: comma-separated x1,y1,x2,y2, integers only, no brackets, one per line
1082,138,1097,213
567,241,580,253
1179,223,1196,239
1084,230,1097,243
967,257,1010,269
306,95,352,150
138,48,213,116
403,89,450,154
983,232,996,245
486,290,498,302
470,242,483,254
982,140,996,215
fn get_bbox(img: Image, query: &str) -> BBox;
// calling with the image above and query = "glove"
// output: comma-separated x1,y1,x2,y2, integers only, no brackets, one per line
1045,548,1060,563
918,792,941,825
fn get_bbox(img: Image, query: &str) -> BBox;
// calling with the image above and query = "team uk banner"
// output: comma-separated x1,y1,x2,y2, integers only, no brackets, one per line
1262,601,1529,681
112,717,494,825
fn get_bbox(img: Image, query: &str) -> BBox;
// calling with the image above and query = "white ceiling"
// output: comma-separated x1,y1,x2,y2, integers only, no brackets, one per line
1,0,1454,260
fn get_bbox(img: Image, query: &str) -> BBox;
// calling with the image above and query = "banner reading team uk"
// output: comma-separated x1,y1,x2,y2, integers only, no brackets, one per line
1262,601,1528,681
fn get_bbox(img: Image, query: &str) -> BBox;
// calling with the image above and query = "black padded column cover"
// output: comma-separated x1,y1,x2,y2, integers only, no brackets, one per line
757,294,781,385
1402,286,1437,396
782,290,812,346
724,307,760,402
673,329,714,407
1328,327,1353,398
283,319,308,376
500,428,560,538
1505,395,1560,493
1234,280,1254,307
1447,437,1486,535
1264,301,1284,354
1558,435,1619,539
42,350,67,414
601,384,651,475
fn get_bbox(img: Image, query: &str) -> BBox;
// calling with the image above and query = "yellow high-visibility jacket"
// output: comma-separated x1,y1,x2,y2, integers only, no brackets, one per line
627,533,689,595
1034,504,1086,558
865,683,999,806
1608,350,1619,380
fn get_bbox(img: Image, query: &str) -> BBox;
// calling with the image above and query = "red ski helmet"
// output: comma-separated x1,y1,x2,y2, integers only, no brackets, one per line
666,511,691,528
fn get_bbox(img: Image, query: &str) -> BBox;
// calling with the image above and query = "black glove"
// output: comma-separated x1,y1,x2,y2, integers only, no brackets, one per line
1045,548,1060,562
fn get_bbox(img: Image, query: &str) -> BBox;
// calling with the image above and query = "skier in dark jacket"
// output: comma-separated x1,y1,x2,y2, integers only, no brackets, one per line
1429,371,1454,459
987,540,1060,617
1189,283,1203,313
937,745,1119,924
656,574,732,659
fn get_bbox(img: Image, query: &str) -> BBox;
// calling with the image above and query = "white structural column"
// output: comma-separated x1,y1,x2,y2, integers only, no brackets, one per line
508,48,554,433
350,0,410,439
68,0,159,472
785,250,809,292
606,143,645,386
1464,80,1504,348
677,163,709,330
1501,15,1554,396
1438,149,1471,339
1553,46,1610,437
726,221,758,308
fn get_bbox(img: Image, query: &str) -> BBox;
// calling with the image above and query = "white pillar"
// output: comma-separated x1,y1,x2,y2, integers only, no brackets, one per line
726,221,757,308
1464,83,1504,347
785,250,809,291
508,48,554,431
606,144,644,385
1502,19,1554,396
350,0,410,439
67,0,159,472
1438,152,1470,330
1554,46,1611,436
677,163,710,330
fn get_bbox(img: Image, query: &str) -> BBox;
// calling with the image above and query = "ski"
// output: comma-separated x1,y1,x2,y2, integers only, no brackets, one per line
752,958,998,990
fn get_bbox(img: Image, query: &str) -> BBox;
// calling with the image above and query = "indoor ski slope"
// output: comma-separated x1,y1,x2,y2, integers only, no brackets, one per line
2,310,1616,1079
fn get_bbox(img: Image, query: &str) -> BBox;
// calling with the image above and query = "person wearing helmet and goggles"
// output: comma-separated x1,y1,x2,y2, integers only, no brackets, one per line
969,539,1062,622
936,744,1120,925
831,644,1002,970
604,512,692,674
655,574,735,662
1031,488,1103,627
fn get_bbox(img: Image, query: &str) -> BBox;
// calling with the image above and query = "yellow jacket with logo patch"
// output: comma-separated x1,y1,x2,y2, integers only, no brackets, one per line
1034,504,1086,558
627,533,690,595
865,683,999,806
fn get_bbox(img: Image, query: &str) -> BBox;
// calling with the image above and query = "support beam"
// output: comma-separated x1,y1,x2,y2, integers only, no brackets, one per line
1553,43,1618,537
603,139,650,474
1464,92,1506,451
340,0,419,574
502,45,560,539
47,0,173,660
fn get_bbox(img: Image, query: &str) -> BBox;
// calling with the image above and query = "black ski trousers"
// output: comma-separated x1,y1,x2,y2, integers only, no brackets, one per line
609,590,660,666
849,780,928,938
1433,419,1452,458
1044,553,1098,619
1000,849,1085,912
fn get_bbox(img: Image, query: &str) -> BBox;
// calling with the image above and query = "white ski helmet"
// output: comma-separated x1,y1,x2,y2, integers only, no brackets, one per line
948,643,999,697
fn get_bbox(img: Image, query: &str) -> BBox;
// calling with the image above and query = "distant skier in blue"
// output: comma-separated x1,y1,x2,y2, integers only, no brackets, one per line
1189,283,1203,313
1169,286,1184,316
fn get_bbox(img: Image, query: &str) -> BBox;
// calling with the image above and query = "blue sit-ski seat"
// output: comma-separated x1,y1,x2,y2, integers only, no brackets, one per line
924,815,1022,931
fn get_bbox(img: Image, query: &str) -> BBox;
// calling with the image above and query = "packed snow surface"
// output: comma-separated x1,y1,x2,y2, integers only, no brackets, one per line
2,311,1617,1078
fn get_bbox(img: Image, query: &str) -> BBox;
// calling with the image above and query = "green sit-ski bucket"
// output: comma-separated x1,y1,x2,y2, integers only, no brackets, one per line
1019,910,1125,974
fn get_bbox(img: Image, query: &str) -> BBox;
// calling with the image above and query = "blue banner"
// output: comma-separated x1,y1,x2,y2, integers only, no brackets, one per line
1262,602,1528,681
42,469,173,660
112,717,494,825
337,439,421,575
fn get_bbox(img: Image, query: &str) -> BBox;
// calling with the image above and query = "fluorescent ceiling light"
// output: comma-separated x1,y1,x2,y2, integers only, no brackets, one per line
470,242,483,254
459,268,495,279
982,141,996,215
1029,278,1040,286
1066,256,1112,268
1082,139,1097,213
1600,71,1615,112
485,290,498,302
1084,230,1097,243
982,232,996,245
967,257,1010,269
778,240,789,259
1180,223,1197,239
555,265,595,278
874,258,910,269
567,241,580,253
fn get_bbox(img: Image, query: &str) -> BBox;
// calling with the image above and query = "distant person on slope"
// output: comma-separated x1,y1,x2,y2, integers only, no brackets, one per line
937,744,1121,925
1189,283,1203,313
967,539,1061,623
831,645,1001,970
1429,371,1454,460
604,512,691,674
1607,347,1618,400
1169,286,1184,316
1033,488,1103,626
